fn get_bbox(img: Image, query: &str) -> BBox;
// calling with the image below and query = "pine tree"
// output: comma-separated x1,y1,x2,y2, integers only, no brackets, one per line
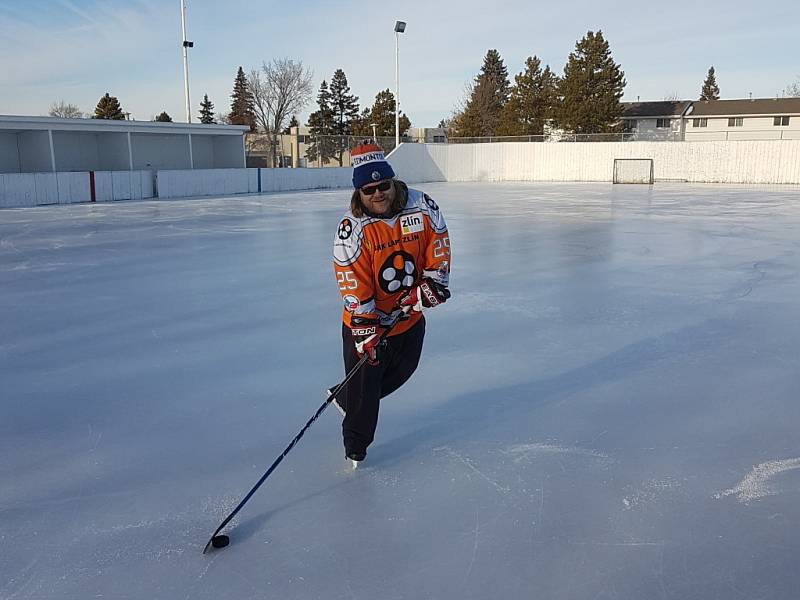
229,67,256,131
699,66,720,100
199,94,216,124
306,80,337,165
154,111,172,122
282,115,299,134
555,30,626,134
328,69,361,165
351,107,373,137
94,93,125,120
365,89,410,141
497,56,558,136
452,49,510,137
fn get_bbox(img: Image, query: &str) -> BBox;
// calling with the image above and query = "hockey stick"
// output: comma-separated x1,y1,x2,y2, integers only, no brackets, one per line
203,307,409,553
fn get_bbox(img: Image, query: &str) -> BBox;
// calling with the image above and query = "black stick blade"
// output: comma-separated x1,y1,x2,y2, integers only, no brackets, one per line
203,534,230,554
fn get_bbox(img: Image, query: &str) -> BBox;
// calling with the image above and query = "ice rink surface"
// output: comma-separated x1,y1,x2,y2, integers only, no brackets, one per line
2,181,800,599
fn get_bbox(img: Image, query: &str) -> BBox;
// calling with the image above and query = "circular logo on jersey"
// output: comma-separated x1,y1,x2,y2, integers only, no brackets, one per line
378,251,416,294
371,171,381,181
343,294,360,313
423,193,439,211
337,218,353,240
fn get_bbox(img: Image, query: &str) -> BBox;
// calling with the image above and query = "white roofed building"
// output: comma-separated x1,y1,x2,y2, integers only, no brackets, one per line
0,115,248,174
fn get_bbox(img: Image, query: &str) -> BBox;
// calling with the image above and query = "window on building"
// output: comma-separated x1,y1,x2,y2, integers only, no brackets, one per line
433,135,446,143
656,118,671,129
728,117,744,127
692,118,708,128
773,116,790,126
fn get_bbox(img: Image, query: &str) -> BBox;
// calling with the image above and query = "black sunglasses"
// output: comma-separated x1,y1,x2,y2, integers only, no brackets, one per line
360,180,392,196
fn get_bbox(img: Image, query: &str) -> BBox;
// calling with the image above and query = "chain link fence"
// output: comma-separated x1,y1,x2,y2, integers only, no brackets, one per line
246,134,402,168
448,131,682,143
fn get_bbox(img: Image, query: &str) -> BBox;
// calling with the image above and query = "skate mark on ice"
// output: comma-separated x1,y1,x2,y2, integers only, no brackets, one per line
502,442,612,466
715,457,800,504
2,555,41,600
465,508,480,581
622,476,685,510
434,447,510,495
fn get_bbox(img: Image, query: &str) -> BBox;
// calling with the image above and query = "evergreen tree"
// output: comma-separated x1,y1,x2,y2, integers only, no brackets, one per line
437,117,453,137
229,66,256,131
282,115,299,134
555,30,626,134
329,69,360,165
154,111,172,122
199,94,216,124
699,66,721,100
496,56,558,136
93,93,125,120
351,107,374,137
305,80,337,165
364,89,410,140
452,49,510,137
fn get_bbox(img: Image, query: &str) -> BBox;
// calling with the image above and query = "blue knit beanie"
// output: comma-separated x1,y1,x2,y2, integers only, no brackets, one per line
351,142,395,188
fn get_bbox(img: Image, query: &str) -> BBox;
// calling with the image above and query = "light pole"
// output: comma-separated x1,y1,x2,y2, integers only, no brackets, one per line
394,21,406,149
370,122,378,142
180,1,194,123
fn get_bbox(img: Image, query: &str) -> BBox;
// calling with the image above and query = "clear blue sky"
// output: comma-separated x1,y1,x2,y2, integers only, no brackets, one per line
1,0,798,126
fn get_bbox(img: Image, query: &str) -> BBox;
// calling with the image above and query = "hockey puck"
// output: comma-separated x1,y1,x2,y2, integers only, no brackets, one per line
211,535,230,549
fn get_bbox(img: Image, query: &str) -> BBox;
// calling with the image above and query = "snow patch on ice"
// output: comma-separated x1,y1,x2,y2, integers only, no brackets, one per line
715,458,800,504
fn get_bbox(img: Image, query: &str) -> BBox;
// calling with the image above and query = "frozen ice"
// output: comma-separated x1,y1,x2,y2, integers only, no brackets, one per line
2,182,800,599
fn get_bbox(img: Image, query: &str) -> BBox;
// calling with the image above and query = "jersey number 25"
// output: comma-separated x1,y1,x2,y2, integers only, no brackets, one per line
337,271,358,290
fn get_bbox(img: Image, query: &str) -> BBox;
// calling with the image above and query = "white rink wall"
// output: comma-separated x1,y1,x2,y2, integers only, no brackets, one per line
4,140,799,207
156,169,259,199
385,143,447,183
94,171,156,202
155,167,353,199
260,167,351,193
398,141,800,185
0,167,352,207
0,171,154,208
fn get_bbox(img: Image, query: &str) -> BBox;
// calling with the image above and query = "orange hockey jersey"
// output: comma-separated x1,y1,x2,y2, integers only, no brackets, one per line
333,186,451,337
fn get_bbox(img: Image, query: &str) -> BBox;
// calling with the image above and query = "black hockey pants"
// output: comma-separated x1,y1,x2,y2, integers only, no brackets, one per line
340,316,425,456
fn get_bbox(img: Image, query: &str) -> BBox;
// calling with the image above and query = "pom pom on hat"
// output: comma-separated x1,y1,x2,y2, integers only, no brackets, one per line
351,141,395,189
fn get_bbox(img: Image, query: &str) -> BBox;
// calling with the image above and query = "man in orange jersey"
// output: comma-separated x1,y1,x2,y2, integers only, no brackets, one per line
332,141,451,465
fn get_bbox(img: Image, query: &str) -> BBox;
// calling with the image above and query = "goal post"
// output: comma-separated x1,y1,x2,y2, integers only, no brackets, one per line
613,158,654,184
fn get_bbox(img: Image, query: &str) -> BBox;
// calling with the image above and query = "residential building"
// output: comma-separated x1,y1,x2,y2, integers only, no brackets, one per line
620,101,693,140
684,98,800,141
405,127,447,143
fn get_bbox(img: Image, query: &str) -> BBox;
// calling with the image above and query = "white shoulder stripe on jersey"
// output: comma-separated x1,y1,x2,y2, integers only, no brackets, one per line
408,188,447,234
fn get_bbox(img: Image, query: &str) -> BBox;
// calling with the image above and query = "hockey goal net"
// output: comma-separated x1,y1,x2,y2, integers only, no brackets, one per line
613,158,654,184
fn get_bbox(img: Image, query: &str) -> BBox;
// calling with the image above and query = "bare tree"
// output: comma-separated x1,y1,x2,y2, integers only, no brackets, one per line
250,58,314,167
663,91,681,101
49,100,83,118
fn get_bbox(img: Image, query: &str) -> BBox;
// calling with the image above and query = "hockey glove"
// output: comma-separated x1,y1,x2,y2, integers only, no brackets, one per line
351,316,386,365
399,278,451,312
